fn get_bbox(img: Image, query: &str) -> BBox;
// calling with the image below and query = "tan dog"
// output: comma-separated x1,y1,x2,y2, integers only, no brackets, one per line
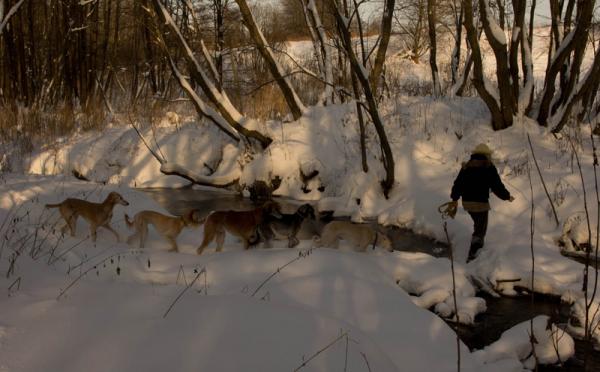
313,221,393,252
124,209,201,252
196,202,281,255
45,192,129,242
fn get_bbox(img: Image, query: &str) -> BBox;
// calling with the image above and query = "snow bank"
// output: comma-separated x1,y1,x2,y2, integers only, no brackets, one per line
474,315,575,369
0,174,500,371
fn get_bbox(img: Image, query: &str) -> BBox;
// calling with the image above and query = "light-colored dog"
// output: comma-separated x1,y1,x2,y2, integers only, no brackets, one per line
45,192,129,242
124,209,201,252
196,202,281,255
313,221,393,252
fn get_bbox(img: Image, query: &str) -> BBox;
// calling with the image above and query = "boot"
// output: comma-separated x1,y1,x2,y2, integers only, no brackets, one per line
467,236,484,262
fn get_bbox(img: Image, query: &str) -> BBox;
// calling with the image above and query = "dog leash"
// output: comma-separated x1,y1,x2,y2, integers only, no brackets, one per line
438,201,457,220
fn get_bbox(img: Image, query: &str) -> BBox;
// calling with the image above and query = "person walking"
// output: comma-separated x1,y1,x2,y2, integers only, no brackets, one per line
450,143,514,262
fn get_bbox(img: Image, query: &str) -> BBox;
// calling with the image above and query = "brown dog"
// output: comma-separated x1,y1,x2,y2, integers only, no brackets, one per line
124,209,201,252
196,202,281,255
45,191,129,242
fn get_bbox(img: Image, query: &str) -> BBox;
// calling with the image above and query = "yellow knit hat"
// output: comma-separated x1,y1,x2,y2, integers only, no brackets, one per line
472,143,493,156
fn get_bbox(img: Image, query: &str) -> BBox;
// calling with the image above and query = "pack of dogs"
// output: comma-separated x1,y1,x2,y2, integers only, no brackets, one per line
45,192,394,254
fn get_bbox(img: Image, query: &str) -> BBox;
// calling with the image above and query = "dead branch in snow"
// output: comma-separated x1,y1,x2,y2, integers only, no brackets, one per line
294,330,349,372
127,114,239,189
163,267,206,318
527,134,559,228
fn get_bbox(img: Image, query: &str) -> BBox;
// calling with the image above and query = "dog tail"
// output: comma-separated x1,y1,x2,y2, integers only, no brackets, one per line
45,203,61,208
124,213,134,229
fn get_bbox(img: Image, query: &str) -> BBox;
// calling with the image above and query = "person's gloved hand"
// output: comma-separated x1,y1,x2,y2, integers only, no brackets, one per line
448,200,458,218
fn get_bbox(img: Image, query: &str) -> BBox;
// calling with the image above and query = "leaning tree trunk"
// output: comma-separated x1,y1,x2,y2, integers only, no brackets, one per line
0,0,27,39
235,0,305,120
151,0,272,148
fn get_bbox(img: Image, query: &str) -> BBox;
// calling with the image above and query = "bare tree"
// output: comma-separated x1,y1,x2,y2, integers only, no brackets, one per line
449,0,462,86
551,46,600,133
370,0,396,96
538,0,596,129
151,0,272,148
302,0,335,105
235,0,305,120
394,0,428,63
427,0,442,96
462,0,533,130
330,0,396,198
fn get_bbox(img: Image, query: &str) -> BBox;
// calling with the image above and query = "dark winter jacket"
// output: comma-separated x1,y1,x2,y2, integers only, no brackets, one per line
451,154,511,203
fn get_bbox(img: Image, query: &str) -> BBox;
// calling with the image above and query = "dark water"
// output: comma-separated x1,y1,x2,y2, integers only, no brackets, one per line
456,293,599,371
140,187,598,370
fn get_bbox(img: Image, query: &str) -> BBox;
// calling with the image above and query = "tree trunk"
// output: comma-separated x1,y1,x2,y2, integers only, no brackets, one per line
551,46,600,133
235,0,305,120
331,0,395,197
0,0,26,34
450,2,463,86
537,0,595,126
478,0,515,129
351,70,369,173
462,0,505,130
304,0,335,104
427,0,441,96
369,0,395,96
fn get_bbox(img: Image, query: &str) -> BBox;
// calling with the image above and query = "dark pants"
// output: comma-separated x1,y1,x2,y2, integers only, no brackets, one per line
467,211,488,261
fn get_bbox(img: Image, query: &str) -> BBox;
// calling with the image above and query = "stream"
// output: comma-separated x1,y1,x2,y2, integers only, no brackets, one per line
141,187,598,371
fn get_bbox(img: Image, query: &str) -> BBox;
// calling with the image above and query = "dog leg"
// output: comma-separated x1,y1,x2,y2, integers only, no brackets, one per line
197,226,215,255
288,236,299,248
66,215,77,237
357,242,368,252
139,223,148,249
61,223,70,236
215,229,225,252
102,223,121,242
90,225,97,242
167,236,178,252
126,231,139,246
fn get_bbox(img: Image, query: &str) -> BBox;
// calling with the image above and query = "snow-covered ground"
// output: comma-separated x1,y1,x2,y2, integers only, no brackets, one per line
2,97,599,369
0,173,577,371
